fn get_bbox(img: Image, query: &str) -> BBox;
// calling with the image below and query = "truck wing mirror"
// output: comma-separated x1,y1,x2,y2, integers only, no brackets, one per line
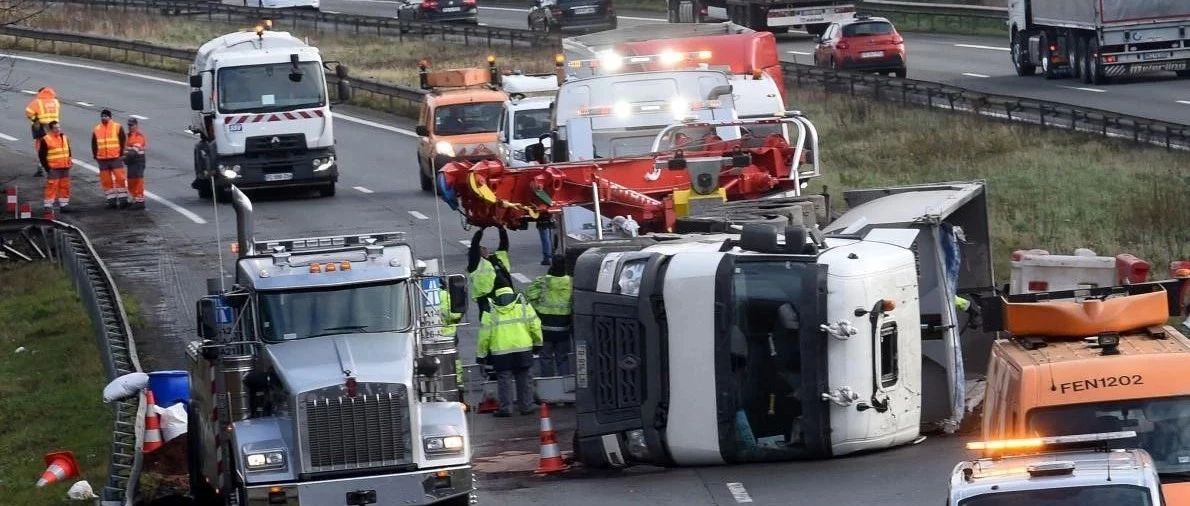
196,297,218,339
189,74,202,88
335,63,350,79
415,125,430,137
524,143,545,164
447,274,468,316
336,80,353,103
190,90,204,112
706,84,733,100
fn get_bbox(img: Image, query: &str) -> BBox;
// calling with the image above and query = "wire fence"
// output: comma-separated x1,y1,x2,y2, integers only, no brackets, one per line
0,218,144,506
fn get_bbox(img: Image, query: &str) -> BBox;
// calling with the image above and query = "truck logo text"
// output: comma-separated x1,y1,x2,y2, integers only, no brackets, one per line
1059,375,1144,394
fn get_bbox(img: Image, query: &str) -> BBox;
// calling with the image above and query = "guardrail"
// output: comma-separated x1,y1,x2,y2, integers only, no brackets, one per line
858,0,1007,33
41,0,555,48
782,61,1190,150
0,219,144,506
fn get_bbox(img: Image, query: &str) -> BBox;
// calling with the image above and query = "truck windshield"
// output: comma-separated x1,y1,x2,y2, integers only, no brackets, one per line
218,62,326,113
1027,396,1190,477
434,102,503,136
957,485,1153,506
257,281,410,342
513,109,551,140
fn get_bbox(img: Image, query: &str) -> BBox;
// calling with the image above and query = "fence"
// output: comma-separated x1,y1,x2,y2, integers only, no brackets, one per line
859,0,1007,33
0,218,144,506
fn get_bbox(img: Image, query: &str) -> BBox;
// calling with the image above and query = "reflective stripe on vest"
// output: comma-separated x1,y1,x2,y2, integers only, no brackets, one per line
127,131,147,153
28,99,60,124
94,123,122,159
44,134,71,169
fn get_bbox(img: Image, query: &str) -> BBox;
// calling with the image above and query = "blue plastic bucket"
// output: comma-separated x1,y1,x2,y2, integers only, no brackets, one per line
147,370,191,409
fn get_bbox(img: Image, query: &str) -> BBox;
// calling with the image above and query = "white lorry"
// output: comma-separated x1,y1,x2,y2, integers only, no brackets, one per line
188,26,351,200
496,73,559,168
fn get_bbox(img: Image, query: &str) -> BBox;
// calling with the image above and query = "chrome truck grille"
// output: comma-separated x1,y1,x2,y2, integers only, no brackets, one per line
300,386,411,473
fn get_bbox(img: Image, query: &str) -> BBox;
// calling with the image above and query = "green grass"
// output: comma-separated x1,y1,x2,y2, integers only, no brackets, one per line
789,87,1190,279
0,264,113,505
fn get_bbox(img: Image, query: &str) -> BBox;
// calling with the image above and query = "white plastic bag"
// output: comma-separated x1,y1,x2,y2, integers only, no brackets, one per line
102,372,149,403
156,402,189,443
67,480,97,500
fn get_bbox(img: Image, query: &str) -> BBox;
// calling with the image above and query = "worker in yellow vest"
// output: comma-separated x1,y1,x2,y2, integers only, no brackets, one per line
25,87,60,177
91,110,129,208
438,283,465,402
467,226,513,315
526,257,573,376
476,287,542,417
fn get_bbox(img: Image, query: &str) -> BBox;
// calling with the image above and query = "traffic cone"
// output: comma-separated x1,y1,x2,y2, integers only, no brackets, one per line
535,403,568,475
36,451,79,487
142,390,164,454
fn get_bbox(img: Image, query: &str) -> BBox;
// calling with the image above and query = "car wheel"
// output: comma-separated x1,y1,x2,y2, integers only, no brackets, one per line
527,15,535,31
1011,30,1036,76
829,57,839,71
319,183,336,198
894,68,906,78
419,158,434,192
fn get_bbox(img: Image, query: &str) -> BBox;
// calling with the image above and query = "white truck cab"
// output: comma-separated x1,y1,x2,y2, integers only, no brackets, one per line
950,432,1165,506
497,73,559,168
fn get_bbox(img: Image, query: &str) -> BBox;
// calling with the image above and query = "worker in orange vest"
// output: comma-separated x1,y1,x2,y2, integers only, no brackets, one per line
92,109,129,209
25,87,60,177
38,121,73,212
123,117,148,210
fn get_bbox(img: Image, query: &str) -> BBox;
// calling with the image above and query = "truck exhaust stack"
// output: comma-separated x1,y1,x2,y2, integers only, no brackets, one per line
231,186,255,258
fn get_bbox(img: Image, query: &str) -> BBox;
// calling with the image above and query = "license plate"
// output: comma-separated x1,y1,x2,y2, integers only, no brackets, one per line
265,173,293,181
1142,51,1169,61
573,6,595,14
861,51,884,58
442,6,460,11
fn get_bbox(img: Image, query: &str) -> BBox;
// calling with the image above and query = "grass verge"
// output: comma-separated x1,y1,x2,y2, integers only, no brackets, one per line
791,86,1190,278
0,263,113,505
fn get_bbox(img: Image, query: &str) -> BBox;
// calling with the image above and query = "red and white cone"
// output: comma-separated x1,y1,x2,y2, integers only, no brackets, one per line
19,203,32,219
535,403,569,474
142,390,164,454
36,451,79,487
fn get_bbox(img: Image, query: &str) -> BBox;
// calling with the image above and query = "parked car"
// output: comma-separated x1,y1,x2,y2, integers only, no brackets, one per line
528,0,616,33
813,14,906,77
397,0,479,24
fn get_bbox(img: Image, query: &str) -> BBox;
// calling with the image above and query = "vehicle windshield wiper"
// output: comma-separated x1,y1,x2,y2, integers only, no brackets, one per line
319,325,370,333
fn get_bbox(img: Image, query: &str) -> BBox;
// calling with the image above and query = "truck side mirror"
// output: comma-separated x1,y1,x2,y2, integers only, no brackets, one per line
336,80,353,102
524,143,545,163
196,298,218,339
189,74,202,88
190,90,204,112
335,63,350,79
415,356,441,377
447,274,468,315
415,125,430,137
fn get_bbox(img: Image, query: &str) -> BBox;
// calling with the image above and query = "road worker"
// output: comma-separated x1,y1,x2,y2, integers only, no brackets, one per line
38,121,72,213
438,281,466,402
476,286,542,417
526,257,572,376
536,218,555,266
25,87,60,177
91,109,129,209
955,295,982,329
466,226,513,315
123,117,148,210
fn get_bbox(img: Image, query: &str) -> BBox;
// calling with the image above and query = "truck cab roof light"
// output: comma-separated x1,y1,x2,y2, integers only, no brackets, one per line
254,232,405,254
578,99,720,118
568,50,714,71
309,263,322,273
340,261,352,271
1027,461,1076,477
325,262,338,272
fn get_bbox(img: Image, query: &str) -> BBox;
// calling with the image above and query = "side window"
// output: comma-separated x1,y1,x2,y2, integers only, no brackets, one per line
419,105,430,130
879,322,898,388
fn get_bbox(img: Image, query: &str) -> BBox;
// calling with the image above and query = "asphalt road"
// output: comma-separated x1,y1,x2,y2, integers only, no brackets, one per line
0,50,980,505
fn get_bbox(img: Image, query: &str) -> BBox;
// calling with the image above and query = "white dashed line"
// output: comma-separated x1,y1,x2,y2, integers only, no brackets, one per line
954,43,1010,52
20,89,36,95
1177,100,1190,106
786,50,812,56
512,272,530,284
353,186,374,194
458,240,471,248
0,133,16,141
73,160,207,224
130,114,149,120
726,483,754,503
1059,86,1106,93
962,72,990,78
332,113,417,136
76,101,94,107
409,210,429,220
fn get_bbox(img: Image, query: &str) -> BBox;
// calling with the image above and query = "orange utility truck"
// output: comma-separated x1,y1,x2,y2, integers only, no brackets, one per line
414,58,508,193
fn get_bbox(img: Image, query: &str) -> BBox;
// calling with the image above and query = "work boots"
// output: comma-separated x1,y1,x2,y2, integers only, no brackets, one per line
127,202,145,211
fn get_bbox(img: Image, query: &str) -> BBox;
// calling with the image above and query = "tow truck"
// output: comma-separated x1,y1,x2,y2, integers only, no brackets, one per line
950,431,1166,505
187,187,473,505
414,58,508,192
979,276,1190,503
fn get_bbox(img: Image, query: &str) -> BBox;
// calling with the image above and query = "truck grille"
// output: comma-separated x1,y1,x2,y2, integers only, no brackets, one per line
245,133,306,154
301,386,410,473
592,315,644,411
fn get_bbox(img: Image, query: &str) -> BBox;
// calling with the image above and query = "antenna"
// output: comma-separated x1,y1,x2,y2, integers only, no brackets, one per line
209,177,227,293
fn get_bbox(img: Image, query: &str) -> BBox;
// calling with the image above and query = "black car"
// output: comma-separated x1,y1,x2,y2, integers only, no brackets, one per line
527,0,616,33
397,0,479,24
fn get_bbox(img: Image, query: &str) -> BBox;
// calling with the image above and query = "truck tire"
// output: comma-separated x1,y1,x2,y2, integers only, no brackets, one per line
1177,70,1190,78
435,494,472,506
1086,38,1106,85
747,4,767,31
1069,33,1083,80
805,23,828,36
197,183,213,200
1039,32,1058,80
1011,30,1036,76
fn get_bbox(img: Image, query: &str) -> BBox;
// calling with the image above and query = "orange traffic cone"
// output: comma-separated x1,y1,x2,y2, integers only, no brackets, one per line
535,403,569,475
477,385,499,414
36,451,79,487
142,390,164,454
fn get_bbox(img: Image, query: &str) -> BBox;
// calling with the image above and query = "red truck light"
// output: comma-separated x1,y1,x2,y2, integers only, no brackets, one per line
421,0,438,9
1027,281,1049,292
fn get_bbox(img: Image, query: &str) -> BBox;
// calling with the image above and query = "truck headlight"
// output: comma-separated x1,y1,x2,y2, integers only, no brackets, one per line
245,450,286,470
312,156,336,172
617,258,646,296
217,164,241,180
435,140,455,157
424,435,465,454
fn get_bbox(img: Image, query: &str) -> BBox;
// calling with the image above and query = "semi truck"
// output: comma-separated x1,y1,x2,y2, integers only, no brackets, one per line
666,0,854,35
1009,0,1190,83
188,25,351,200
186,187,473,505
569,181,995,467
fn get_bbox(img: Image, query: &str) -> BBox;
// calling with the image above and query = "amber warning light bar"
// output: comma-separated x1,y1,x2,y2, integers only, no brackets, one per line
967,431,1137,453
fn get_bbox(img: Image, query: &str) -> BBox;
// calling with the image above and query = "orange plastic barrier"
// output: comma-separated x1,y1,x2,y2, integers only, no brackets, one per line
1004,290,1169,337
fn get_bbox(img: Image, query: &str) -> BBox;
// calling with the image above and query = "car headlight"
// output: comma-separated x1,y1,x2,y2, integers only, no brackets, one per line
617,258,646,296
424,435,465,454
435,140,455,157
245,450,286,470
312,155,336,172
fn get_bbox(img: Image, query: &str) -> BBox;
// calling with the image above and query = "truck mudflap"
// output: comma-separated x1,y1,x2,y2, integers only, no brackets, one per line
244,465,472,505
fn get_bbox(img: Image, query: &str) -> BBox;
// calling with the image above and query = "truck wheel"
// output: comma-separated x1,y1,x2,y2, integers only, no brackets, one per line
1039,32,1058,80
420,163,434,192
1011,30,1036,76
319,183,336,198
435,494,472,506
1068,34,1082,79
1086,38,1106,85
805,23,827,36
197,184,213,200
1177,70,1190,78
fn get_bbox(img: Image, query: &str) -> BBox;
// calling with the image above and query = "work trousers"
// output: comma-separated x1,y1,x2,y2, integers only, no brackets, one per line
42,169,71,208
97,159,128,202
538,335,571,377
496,366,535,415
125,156,146,203
31,125,45,167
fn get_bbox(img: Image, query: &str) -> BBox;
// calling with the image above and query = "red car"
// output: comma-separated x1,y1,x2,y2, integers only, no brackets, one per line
813,15,907,78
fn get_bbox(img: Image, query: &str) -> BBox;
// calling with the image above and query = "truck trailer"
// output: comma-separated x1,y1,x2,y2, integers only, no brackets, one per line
667,0,854,34
1009,0,1190,83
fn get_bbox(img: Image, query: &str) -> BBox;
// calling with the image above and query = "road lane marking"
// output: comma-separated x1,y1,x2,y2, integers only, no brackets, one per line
1060,85,1106,93
962,72,990,78
954,43,1010,52
2,53,423,138
20,89,35,94
76,101,94,107
130,114,149,120
726,483,753,503
458,240,471,248
409,210,429,220
353,185,374,193
512,272,530,284
73,159,207,224
786,50,812,56
0,133,16,141
1177,100,1190,106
